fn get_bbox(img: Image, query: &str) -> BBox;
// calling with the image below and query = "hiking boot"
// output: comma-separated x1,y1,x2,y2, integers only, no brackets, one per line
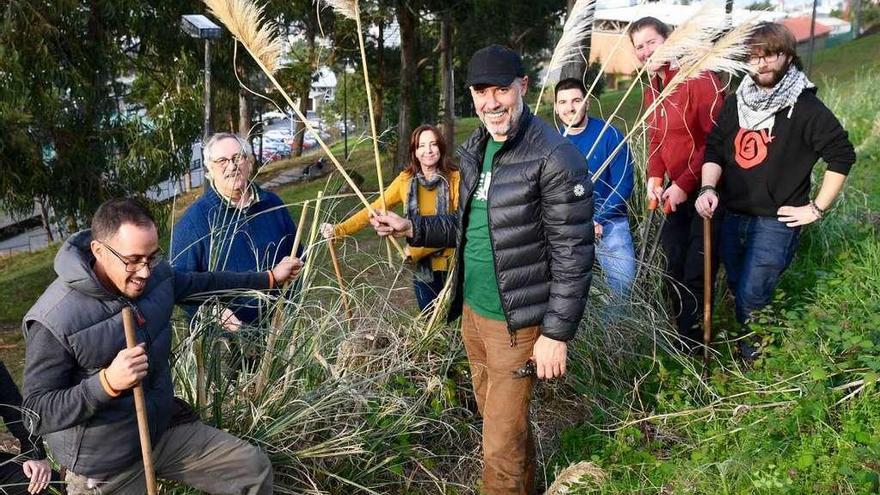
737,339,761,362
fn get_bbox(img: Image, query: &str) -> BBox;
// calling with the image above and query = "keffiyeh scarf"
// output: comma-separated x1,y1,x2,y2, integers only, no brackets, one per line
736,65,815,132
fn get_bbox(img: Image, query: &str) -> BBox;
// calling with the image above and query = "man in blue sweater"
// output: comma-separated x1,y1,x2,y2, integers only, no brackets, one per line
555,78,636,297
171,133,301,332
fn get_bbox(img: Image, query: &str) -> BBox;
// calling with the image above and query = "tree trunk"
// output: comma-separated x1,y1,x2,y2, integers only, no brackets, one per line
396,0,418,171
292,94,309,157
66,214,78,236
438,9,455,148
37,196,53,243
237,58,251,137
292,24,318,158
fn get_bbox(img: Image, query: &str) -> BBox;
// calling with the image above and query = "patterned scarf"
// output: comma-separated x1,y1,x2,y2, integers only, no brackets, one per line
405,172,450,219
736,65,815,132
405,172,451,281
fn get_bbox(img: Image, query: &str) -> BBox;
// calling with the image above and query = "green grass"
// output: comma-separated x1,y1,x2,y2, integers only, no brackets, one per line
811,33,880,84
0,246,59,327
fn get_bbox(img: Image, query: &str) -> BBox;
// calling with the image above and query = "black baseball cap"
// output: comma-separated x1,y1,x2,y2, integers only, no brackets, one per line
465,44,525,88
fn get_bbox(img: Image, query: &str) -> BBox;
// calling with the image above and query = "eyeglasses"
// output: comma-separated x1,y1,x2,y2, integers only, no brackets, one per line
211,153,247,168
99,241,164,273
748,52,782,65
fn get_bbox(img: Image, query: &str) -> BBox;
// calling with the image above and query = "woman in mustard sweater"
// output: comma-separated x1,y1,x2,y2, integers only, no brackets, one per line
322,124,460,311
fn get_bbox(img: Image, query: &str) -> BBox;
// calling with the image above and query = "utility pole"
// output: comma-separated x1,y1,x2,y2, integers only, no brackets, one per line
806,0,818,76
182,15,222,190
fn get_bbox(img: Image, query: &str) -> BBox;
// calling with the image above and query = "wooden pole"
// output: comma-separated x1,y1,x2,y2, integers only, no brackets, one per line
121,307,158,495
327,240,352,320
702,216,712,361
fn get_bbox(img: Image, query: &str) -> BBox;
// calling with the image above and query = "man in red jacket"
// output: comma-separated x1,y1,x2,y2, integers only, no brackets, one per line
629,17,724,350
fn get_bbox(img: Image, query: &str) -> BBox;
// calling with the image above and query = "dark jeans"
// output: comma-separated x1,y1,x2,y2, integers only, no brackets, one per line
413,270,447,311
720,213,801,326
660,196,722,344
0,453,61,494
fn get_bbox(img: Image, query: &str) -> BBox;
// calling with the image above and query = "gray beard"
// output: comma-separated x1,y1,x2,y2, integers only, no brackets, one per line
484,97,523,138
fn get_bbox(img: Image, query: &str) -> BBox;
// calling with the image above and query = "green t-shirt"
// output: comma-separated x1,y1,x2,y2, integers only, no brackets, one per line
463,139,506,321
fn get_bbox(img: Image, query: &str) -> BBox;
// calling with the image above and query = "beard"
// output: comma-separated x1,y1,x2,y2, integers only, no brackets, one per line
564,111,586,129
751,61,791,89
481,95,524,139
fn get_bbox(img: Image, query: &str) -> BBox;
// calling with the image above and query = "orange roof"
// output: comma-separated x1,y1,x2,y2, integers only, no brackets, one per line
781,17,832,43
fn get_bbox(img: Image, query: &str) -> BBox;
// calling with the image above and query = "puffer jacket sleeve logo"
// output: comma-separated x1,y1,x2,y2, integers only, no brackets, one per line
573,183,586,197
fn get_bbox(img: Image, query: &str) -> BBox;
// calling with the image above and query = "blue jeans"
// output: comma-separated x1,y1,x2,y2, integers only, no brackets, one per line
720,213,800,326
595,216,637,298
413,270,447,311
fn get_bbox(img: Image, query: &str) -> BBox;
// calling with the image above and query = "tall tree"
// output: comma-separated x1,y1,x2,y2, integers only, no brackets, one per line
451,0,564,117
438,7,455,148
395,0,419,169
0,0,203,230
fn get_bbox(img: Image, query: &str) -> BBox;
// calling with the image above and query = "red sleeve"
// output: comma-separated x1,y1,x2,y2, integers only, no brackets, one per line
673,72,724,194
644,89,667,181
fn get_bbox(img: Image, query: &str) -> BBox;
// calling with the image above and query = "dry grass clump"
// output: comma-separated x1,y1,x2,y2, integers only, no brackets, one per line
545,461,607,494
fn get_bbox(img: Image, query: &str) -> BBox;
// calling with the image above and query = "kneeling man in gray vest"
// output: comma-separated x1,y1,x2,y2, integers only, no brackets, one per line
21,198,302,494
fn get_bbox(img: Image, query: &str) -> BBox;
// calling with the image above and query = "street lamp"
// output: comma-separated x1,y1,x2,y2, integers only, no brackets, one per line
181,15,222,141
181,14,221,191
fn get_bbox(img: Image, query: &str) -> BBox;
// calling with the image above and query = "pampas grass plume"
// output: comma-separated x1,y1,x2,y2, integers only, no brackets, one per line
323,0,358,21
202,0,284,73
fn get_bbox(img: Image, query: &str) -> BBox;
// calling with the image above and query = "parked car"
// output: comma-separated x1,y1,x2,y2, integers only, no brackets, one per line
260,110,290,125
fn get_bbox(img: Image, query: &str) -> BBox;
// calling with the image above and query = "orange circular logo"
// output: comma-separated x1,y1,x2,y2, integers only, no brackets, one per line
734,128,772,169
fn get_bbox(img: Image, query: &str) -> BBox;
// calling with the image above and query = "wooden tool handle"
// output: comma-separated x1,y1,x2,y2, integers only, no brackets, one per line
327,240,352,320
121,307,158,495
702,217,712,361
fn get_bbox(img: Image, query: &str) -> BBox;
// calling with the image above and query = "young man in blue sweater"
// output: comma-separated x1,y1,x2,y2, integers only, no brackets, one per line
555,78,636,297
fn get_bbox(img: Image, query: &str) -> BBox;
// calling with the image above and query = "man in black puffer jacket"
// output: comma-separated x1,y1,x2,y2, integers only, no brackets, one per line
372,44,594,495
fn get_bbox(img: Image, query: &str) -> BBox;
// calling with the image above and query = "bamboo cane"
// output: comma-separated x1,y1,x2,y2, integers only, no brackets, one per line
121,307,157,495
702,216,712,361
327,239,351,320
299,192,324,297
258,201,311,396
287,202,310,276
352,0,393,265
